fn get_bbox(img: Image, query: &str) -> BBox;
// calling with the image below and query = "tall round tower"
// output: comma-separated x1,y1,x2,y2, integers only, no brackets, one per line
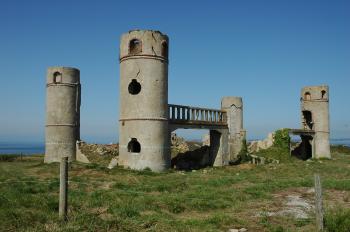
221,97,246,160
301,85,330,159
118,30,170,171
45,67,81,163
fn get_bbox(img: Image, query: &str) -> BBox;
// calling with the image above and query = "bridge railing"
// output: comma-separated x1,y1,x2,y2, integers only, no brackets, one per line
168,104,227,125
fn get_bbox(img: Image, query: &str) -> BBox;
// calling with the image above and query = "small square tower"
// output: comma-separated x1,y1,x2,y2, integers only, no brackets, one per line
300,85,330,159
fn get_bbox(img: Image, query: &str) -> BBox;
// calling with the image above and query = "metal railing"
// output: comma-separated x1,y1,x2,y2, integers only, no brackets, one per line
168,104,227,125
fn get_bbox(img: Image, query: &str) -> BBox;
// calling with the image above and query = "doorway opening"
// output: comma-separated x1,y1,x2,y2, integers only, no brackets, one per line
127,138,141,153
170,129,211,170
291,135,313,160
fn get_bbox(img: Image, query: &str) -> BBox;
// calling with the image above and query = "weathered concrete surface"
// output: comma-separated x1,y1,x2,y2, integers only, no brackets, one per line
118,30,170,172
221,97,246,160
301,85,330,159
45,67,80,163
76,141,90,163
210,129,229,166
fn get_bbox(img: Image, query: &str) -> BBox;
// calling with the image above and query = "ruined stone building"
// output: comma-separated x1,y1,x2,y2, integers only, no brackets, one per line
290,85,330,160
44,30,330,170
43,30,246,168
118,30,246,171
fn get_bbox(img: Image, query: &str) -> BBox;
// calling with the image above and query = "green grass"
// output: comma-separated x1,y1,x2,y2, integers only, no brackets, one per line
0,146,350,231
0,154,21,161
324,206,350,232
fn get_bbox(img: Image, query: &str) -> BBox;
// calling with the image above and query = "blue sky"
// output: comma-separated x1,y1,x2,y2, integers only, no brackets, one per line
0,0,349,143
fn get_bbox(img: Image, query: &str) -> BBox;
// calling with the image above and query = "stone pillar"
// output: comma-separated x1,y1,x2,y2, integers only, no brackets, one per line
221,97,246,160
45,67,80,163
118,30,170,172
301,86,330,159
209,129,229,166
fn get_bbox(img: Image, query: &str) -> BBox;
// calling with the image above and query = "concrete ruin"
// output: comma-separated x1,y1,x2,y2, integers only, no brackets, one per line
118,30,246,171
44,30,332,170
222,97,246,160
290,85,330,160
118,30,170,171
45,67,81,163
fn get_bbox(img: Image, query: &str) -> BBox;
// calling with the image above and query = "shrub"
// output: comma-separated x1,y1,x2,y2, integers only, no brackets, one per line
273,128,290,151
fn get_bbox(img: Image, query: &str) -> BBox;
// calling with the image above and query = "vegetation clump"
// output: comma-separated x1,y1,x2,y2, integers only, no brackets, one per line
238,139,250,162
273,128,291,151
253,128,292,162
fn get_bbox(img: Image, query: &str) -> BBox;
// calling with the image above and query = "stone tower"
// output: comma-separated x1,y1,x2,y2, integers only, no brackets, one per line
118,30,170,171
301,85,330,159
45,67,81,163
221,97,246,160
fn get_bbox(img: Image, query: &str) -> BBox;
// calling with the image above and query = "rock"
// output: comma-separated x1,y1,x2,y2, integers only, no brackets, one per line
249,154,279,165
77,141,119,166
306,188,315,194
248,132,275,153
228,229,247,232
96,147,106,155
108,157,119,169
228,229,239,232
171,133,189,154
202,133,210,146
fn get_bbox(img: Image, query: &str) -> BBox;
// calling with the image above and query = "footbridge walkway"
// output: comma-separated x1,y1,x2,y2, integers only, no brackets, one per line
168,104,228,131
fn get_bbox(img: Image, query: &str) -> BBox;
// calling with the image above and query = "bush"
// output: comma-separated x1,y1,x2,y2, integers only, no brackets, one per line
273,128,290,151
239,139,250,162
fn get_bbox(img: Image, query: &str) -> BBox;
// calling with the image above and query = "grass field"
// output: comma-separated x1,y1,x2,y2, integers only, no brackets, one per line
1,146,350,232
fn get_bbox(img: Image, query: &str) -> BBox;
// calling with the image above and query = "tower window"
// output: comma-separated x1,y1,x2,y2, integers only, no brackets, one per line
304,92,311,100
161,41,168,58
128,138,141,153
53,72,62,83
321,90,326,99
302,110,313,130
129,39,142,55
128,79,141,95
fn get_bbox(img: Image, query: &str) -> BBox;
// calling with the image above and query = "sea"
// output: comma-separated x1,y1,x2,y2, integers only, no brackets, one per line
0,142,45,155
0,139,349,155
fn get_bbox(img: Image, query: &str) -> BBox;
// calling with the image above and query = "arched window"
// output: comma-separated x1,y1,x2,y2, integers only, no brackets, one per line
161,41,168,58
128,79,141,95
321,90,326,99
128,138,141,153
304,92,311,100
53,72,62,83
129,39,142,55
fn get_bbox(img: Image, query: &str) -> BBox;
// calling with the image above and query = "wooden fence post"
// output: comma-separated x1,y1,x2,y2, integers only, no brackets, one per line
59,157,68,221
314,174,324,231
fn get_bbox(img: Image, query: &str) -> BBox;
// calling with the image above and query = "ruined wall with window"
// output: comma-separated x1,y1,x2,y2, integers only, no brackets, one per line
300,85,330,159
